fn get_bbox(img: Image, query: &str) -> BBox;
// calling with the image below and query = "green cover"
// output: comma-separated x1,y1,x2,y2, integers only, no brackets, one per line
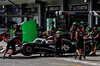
22,20,38,42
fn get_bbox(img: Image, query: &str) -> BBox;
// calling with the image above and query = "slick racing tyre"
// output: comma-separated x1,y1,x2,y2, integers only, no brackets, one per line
21,44,34,56
85,44,92,55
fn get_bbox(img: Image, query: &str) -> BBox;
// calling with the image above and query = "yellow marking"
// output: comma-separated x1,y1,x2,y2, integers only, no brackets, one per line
74,65,83,66
48,63,83,66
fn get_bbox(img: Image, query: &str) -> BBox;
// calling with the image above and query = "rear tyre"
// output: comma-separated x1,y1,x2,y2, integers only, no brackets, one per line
85,44,91,55
21,44,34,56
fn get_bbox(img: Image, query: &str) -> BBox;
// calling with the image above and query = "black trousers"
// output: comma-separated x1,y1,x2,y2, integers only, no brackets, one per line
55,41,61,56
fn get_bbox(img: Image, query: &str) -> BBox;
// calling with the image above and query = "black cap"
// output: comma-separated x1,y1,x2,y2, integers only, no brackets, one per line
5,29,10,32
51,21,54,24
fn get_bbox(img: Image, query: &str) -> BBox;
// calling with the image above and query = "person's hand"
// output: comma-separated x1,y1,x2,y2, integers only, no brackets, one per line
47,38,49,40
76,39,79,41
84,35,87,39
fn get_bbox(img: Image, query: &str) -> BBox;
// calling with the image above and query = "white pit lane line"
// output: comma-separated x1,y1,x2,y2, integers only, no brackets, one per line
56,58,100,66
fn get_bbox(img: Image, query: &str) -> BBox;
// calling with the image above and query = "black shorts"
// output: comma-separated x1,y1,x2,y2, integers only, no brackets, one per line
76,41,83,50
6,42,15,52
92,40,99,46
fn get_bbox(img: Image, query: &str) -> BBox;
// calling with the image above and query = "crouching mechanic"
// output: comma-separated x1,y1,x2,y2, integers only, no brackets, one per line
0,29,10,43
48,31,62,57
2,34,22,59
87,27,99,56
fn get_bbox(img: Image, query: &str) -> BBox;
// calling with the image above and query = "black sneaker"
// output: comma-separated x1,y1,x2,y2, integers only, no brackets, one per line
79,55,82,60
75,55,77,59
83,55,86,59
91,53,96,56
9,55,12,59
2,56,5,59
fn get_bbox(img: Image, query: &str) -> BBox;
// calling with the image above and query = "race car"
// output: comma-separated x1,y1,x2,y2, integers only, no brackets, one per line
21,38,76,56
6,38,75,56
6,37,92,56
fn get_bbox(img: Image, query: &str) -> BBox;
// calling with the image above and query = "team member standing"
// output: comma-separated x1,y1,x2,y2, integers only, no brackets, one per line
48,31,62,57
75,27,84,60
70,23,77,41
50,21,55,35
2,34,22,59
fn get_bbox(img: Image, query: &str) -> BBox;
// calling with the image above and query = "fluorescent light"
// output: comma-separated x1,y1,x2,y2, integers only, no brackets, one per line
84,0,87,2
2,5,4,8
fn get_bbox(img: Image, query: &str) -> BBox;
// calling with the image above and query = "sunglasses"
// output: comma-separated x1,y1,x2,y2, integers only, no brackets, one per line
93,29,97,30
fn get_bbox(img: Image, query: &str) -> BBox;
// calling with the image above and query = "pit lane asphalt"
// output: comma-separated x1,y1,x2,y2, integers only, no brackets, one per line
1,41,100,66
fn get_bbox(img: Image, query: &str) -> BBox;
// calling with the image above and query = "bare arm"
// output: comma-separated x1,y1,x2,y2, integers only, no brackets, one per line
94,34,99,39
13,29,17,33
3,37,8,43
71,33,74,40
16,40,22,46
87,32,92,37
47,36,53,39
75,32,79,41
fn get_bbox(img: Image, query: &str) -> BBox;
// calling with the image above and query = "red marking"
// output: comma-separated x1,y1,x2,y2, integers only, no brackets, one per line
43,36,45,38
0,35,3,40
23,47,27,55
14,39,19,42
15,50,20,53
97,13,100,15
64,12,68,15
64,27,66,30
54,37,56,41
49,42,54,43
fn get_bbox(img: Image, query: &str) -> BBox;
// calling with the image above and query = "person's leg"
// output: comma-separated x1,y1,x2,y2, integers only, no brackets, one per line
3,51,7,56
2,42,10,59
76,42,81,55
8,49,13,59
55,42,57,56
79,49,82,55
94,42,98,54
76,49,80,55
55,45,58,56
92,42,95,53
94,46,97,53
92,40,97,54
9,45,15,59
92,46,94,52
9,49,14,55
79,49,82,60
58,44,61,56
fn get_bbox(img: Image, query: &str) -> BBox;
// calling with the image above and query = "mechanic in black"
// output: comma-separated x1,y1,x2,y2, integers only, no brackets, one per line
2,34,22,59
0,29,10,43
87,27,100,56
43,31,51,39
48,31,62,57
75,26,84,60
70,24,77,41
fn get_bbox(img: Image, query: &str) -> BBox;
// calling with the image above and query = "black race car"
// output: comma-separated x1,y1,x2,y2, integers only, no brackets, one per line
6,38,92,56
21,38,76,56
